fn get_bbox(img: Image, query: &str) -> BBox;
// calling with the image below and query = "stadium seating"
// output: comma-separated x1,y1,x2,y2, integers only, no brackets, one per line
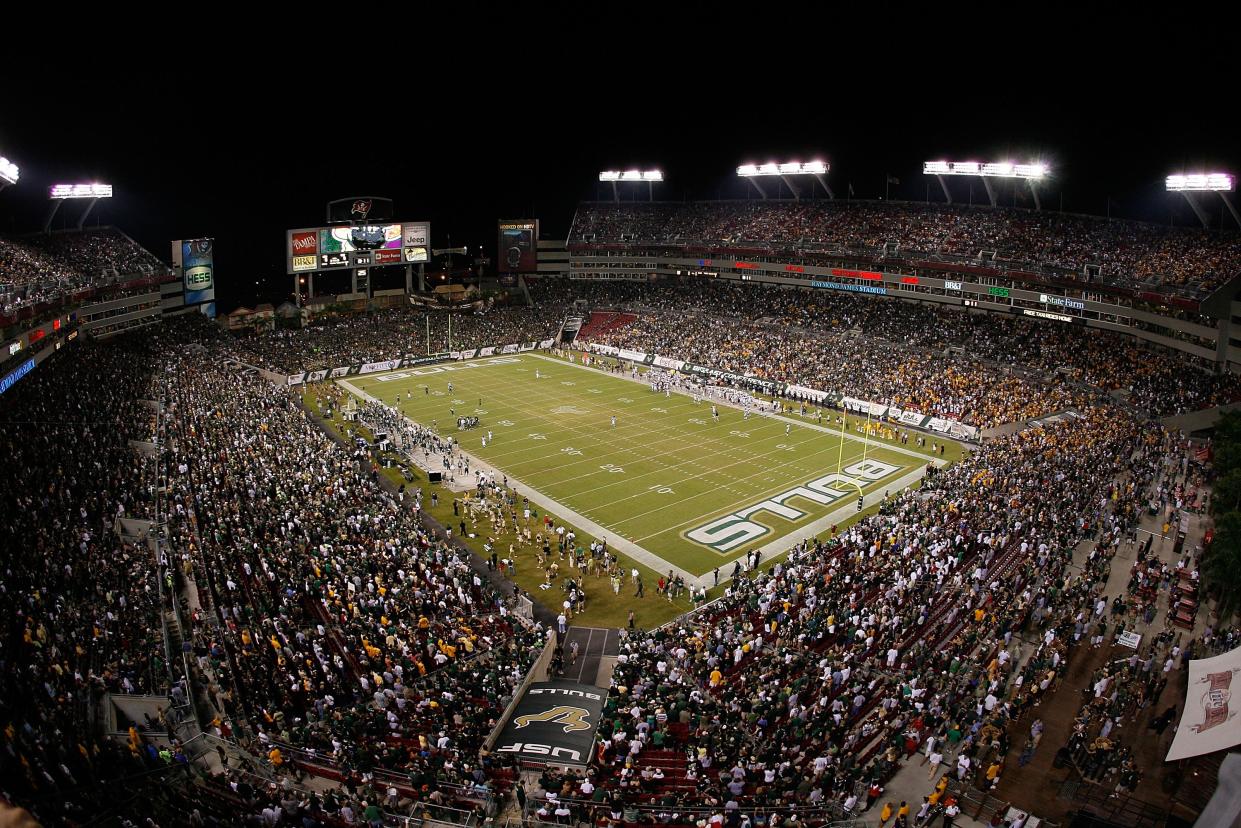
569,201,1241,297
0,228,167,320
0,280,1227,825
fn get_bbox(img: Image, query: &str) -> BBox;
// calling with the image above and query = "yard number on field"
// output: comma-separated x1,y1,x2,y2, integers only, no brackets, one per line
649,484,675,494
600,464,625,474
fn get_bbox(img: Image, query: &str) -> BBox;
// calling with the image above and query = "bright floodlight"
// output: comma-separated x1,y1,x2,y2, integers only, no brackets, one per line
738,160,829,177
1166,173,1234,192
50,183,113,199
924,161,1047,179
600,169,662,182
0,156,18,185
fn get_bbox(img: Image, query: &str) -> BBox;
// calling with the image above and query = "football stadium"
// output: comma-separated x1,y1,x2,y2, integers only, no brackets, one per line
3,82,1241,828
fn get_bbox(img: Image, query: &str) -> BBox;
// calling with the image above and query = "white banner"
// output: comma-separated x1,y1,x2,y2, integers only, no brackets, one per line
618,348,647,363
1167,646,1241,761
948,421,979,440
653,355,685,371
287,372,306,386
588,344,620,357
785,384,831,403
927,417,953,433
329,367,351,378
539,338,556,349
899,410,930,427
841,397,887,417
479,347,496,357
360,359,401,374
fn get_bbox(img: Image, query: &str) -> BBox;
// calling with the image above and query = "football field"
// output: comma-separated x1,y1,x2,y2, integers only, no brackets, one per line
346,353,940,577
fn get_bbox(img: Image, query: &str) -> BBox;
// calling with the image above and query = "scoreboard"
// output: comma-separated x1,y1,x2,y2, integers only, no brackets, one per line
497,219,538,273
286,221,430,274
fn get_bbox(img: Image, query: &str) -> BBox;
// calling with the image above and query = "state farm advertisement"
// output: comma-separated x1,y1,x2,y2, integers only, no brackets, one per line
374,249,402,265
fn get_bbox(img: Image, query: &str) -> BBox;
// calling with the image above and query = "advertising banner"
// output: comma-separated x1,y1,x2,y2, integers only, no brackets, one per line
178,238,216,318
784,384,831,403
681,363,786,395
588,344,620,357
841,397,888,417
927,417,953,433
948,421,979,440
360,359,402,374
618,348,648,363
402,222,430,263
653,355,685,371
494,681,606,767
898,410,930,427
291,231,318,258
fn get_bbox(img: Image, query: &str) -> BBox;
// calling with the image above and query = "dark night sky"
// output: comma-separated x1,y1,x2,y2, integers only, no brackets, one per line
1,41,1237,313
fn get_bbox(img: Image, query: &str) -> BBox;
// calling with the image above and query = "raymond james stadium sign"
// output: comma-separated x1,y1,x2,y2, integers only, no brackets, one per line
687,458,903,553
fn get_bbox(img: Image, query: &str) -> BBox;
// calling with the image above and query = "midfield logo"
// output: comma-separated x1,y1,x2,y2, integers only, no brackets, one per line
686,459,902,553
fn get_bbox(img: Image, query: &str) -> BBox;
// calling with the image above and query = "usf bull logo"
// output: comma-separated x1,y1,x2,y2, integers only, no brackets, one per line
514,705,591,733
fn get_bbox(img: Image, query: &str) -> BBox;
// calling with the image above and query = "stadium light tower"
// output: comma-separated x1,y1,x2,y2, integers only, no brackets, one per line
737,160,832,200
0,154,19,192
922,161,1049,210
599,169,663,202
46,182,114,231
1166,173,1239,229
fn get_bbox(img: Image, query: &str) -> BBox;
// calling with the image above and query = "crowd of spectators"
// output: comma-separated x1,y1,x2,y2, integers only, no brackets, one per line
0,324,200,825
0,315,551,824
0,282,1225,825
569,279,1240,424
166,350,546,806
569,201,1241,295
236,303,568,374
529,408,1175,822
1,229,166,315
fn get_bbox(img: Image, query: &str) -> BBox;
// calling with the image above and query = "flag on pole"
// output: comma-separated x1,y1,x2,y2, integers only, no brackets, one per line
886,174,900,185
847,182,855,198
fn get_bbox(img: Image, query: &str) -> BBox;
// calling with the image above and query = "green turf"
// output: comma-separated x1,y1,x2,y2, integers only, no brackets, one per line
346,353,950,579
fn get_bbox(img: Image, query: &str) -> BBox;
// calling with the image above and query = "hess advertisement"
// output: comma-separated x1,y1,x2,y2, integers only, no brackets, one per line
177,238,216,317
498,219,538,273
